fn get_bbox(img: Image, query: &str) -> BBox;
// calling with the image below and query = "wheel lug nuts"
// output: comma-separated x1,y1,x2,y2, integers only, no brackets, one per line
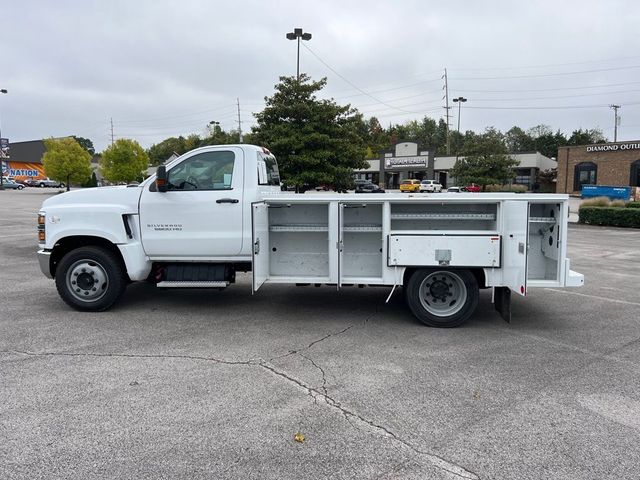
73,272,78,277
84,291,89,295
72,281,76,285
92,288,97,291
76,288,81,293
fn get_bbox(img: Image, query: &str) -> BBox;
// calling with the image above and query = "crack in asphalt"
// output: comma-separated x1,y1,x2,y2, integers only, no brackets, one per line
2,317,478,479
269,324,355,362
259,362,479,480
298,352,329,398
2,349,259,366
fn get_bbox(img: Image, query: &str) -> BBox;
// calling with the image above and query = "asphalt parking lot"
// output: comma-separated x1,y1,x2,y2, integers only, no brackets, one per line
1,189,639,480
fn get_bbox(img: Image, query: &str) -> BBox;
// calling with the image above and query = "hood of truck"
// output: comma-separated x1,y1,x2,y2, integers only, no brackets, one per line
42,185,142,213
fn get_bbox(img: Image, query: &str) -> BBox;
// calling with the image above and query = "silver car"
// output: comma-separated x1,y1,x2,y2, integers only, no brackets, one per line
2,179,25,190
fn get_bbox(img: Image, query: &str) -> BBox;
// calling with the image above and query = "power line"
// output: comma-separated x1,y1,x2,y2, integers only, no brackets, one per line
468,89,640,102
301,43,419,114
451,64,640,81
465,101,640,110
446,54,640,72
116,105,239,125
456,81,640,94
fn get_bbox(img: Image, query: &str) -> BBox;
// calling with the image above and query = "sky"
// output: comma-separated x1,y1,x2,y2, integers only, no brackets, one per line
1,0,639,153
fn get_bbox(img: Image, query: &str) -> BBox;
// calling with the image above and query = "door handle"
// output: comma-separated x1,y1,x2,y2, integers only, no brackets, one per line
216,198,239,204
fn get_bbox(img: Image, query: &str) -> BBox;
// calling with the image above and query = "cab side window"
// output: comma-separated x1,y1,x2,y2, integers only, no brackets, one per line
167,151,235,191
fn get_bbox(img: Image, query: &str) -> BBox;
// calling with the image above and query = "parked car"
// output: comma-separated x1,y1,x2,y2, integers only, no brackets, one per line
419,179,443,193
399,179,421,193
29,177,65,188
355,183,385,193
314,183,332,191
465,183,481,192
2,179,25,190
446,186,469,193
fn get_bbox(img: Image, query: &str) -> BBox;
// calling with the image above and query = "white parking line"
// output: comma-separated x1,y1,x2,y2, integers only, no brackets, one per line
0,233,35,238
545,288,640,307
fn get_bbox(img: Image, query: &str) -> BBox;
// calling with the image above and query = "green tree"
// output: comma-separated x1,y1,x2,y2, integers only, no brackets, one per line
451,127,517,189
504,126,535,153
71,136,95,155
252,74,366,191
100,138,149,183
82,171,98,188
42,137,92,191
567,128,606,146
147,136,187,166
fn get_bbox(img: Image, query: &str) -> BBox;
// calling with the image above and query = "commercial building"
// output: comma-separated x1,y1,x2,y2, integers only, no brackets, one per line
556,140,640,194
1,140,47,180
354,141,556,190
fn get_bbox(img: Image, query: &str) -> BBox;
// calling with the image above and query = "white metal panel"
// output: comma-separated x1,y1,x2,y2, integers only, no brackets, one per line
388,235,500,267
337,203,345,288
251,202,269,293
502,201,529,296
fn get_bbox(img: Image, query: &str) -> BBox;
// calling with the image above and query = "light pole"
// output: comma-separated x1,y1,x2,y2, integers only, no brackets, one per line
452,96,467,133
285,28,312,81
0,88,7,191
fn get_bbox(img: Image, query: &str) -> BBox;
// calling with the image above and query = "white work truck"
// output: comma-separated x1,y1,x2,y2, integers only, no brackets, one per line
37,144,584,327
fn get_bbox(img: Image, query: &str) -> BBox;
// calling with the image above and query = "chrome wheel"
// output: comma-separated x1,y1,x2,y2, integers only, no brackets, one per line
418,270,467,317
65,259,109,303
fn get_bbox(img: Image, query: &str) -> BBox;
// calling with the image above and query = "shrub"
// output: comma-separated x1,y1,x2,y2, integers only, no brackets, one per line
626,201,640,208
580,196,612,207
484,184,527,193
579,206,640,228
610,200,626,208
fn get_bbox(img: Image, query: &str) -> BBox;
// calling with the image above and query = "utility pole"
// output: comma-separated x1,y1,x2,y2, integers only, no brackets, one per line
610,104,620,142
0,88,7,191
443,68,451,155
110,117,114,146
236,98,243,143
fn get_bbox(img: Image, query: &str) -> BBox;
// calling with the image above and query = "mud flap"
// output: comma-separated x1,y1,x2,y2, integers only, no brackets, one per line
494,287,511,323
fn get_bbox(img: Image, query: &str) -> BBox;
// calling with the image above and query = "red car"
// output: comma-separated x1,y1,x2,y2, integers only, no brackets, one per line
465,183,481,192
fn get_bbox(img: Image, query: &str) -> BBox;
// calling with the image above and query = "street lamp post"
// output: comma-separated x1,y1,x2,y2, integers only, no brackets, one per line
285,28,312,81
208,120,220,135
0,88,7,191
452,96,467,133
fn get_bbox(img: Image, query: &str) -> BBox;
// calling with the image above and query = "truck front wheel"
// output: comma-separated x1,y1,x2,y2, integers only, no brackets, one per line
55,246,127,311
405,268,479,327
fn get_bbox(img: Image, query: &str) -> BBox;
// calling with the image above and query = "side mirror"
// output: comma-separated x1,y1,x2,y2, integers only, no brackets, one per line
156,165,168,192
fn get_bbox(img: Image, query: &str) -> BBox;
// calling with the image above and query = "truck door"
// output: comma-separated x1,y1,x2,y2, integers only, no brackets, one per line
251,202,269,293
502,201,529,296
139,148,244,258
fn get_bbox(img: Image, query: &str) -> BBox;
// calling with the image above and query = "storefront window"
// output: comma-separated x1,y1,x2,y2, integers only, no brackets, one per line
574,162,597,191
630,160,640,187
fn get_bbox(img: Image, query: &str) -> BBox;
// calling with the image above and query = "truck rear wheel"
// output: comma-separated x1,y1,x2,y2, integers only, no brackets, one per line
55,246,127,311
405,268,478,327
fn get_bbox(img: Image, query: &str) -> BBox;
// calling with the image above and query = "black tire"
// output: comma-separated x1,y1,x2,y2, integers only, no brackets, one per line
55,246,127,311
405,268,479,327
39,182,45,188
18,185,24,190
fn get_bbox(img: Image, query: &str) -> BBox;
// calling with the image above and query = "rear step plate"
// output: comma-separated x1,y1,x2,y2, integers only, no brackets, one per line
157,281,230,288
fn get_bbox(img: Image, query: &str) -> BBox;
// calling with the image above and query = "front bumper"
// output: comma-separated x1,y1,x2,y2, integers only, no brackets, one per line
37,249,53,278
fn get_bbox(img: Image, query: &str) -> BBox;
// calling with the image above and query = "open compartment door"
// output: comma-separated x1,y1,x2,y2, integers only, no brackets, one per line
337,202,345,289
502,201,529,297
251,202,269,293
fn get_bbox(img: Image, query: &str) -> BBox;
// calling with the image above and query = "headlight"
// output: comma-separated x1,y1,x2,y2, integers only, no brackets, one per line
37,213,45,243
